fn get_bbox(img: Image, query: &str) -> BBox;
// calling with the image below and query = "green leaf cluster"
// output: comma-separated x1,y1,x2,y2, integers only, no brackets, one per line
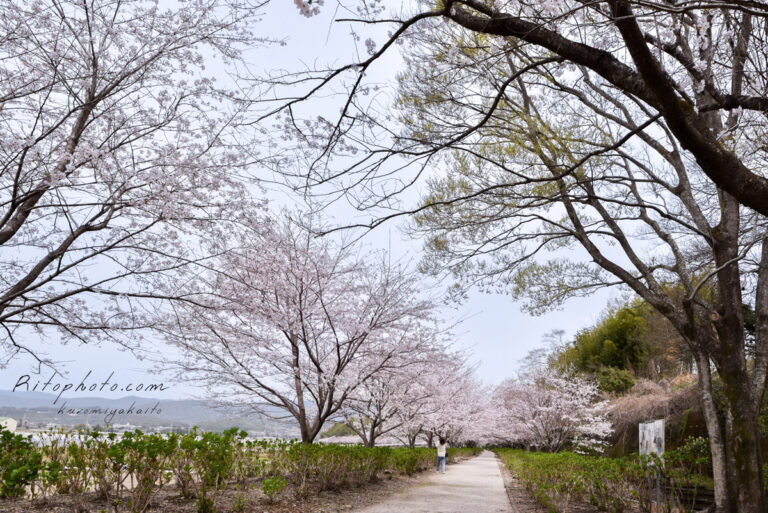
596,367,635,394
565,308,646,372
0,426,42,498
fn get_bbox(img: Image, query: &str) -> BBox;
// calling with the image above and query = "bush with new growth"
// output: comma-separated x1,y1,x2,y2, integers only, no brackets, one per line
597,367,635,394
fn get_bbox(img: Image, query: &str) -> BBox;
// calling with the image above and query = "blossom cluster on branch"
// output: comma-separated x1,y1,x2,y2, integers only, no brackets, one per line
0,0,265,368
490,371,613,452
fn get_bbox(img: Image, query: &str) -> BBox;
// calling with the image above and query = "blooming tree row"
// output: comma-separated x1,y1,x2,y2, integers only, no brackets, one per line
354,351,489,448
0,0,651,476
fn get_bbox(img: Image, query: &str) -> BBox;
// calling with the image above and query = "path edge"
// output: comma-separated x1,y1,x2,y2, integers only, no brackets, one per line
494,452,547,513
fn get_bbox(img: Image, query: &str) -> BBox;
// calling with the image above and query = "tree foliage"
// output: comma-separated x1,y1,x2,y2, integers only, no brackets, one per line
596,367,635,395
558,308,646,373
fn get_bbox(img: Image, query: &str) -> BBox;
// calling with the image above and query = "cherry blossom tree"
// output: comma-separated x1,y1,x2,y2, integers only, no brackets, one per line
342,363,425,447
417,365,488,446
379,352,487,447
341,344,481,447
491,371,612,452
0,0,265,370
161,214,439,443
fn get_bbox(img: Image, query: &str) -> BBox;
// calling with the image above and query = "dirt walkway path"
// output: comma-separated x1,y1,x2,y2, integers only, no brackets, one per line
352,450,513,513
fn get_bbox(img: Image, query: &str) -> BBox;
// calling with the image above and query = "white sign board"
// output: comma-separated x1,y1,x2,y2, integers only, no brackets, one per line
639,419,665,457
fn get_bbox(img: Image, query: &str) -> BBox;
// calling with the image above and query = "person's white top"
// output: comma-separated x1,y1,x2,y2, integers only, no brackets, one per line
437,442,447,457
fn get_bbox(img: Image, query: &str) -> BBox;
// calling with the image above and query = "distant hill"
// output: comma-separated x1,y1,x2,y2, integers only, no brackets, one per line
0,390,299,436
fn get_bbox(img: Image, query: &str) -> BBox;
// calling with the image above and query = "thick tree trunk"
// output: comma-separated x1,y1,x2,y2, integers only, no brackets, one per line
290,333,313,444
299,424,310,443
693,352,730,512
349,420,371,447
711,190,765,513
720,369,765,512
691,347,764,513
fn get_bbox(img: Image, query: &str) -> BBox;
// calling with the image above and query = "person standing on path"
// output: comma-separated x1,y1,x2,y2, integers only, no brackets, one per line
436,437,447,473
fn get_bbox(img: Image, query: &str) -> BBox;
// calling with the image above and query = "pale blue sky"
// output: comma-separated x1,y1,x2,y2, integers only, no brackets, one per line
1,0,619,399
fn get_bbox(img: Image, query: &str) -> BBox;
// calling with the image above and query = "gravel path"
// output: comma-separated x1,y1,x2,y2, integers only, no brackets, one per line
352,450,513,513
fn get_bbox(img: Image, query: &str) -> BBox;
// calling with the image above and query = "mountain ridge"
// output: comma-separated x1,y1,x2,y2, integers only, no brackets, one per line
0,389,298,436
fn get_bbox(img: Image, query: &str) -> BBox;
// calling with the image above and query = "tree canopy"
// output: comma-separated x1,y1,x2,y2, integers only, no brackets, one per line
259,1,768,510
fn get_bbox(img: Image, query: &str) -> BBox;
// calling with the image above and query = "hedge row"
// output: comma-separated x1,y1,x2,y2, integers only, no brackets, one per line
0,426,481,513
495,443,711,513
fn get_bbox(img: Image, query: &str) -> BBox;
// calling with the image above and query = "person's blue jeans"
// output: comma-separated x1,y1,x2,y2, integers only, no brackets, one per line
436,455,446,472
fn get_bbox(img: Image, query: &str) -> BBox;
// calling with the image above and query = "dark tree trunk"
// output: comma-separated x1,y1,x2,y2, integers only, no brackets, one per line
366,420,377,448
719,361,764,513
710,192,765,513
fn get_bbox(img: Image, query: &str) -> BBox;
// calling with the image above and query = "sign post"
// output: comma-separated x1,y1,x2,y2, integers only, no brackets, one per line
639,419,665,511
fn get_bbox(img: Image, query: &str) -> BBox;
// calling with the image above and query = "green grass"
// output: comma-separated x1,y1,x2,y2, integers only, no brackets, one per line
494,448,711,513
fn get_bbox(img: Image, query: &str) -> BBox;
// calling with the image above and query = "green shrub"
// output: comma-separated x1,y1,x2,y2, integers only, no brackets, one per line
60,433,91,495
494,448,710,513
1,425,454,509
0,427,42,498
447,447,482,462
674,436,709,465
597,367,635,394
178,427,246,511
496,449,643,513
121,430,176,513
196,496,215,513
83,431,126,506
233,492,248,511
272,442,436,497
391,448,423,476
261,475,286,502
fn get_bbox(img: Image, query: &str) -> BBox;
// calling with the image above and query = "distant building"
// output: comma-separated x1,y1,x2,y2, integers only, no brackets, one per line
0,417,18,433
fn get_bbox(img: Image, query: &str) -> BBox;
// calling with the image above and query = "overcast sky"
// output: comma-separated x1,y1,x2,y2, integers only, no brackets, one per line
1,0,621,400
